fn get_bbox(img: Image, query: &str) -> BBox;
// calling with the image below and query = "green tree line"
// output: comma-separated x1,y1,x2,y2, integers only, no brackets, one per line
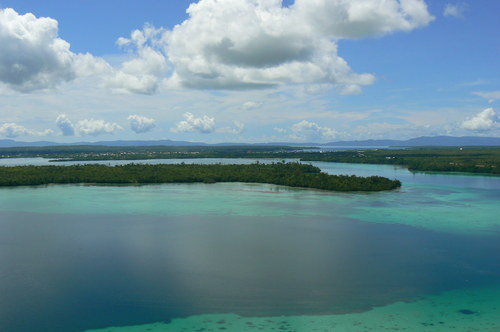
3,145,497,175
297,148,500,175
0,162,401,191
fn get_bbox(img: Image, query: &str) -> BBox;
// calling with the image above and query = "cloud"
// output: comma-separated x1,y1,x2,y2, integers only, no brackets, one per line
77,119,123,136
274,127,287,134
127,114,156,133
73,53,112,78
0,123,32,137
163,0,433,91
0,122,52,137
241,101,261,110
0,8,162,95
461,108,498,131
57,115,125,136
473,91,500,103
217,121,245,134
172,112,216,134
293,0,434,38
0,8,109,92
0,8,75,91
340,84,363,95
2,1,433,96
444,3,466,18
55,114,75,136
290,120,338,141
106,26,168,94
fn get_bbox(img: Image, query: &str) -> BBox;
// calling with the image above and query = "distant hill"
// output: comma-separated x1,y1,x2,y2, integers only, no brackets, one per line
405,136,500,146
0,139,60,147
1,136,500,148
319,139,400,147
323,136,500,147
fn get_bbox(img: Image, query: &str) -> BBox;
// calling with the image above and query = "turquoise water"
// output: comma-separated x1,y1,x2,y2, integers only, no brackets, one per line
1,161,498,234
0,157,299,167
85,285,500,332
0,160,499,331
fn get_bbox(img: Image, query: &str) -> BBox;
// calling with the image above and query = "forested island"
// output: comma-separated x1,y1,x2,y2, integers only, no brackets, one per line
1,145,499,175
0,162,401,191
297,148,500,175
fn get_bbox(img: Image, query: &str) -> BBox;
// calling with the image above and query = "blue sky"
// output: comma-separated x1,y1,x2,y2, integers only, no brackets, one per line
0,0,498,143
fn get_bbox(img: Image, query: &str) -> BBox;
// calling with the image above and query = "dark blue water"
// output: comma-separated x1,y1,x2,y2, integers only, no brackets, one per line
1,211,499,332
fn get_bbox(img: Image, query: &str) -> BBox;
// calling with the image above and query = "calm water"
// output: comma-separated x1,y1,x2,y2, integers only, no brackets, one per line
0,159,499,331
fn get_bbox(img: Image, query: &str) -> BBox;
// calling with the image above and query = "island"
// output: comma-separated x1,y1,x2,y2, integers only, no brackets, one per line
1,145,498,175
0,162,401,191
296,147,500,175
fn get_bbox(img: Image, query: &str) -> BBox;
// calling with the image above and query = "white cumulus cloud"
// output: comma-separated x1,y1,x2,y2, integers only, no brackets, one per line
290,120,338,141
0,123,32,137
77,119,123,136
106,26,168,94
444,3,466,18
0,122,52,137
162,0,433,91
0,8,110,92
461,108,498,131
172,112,216,134
2,1,434,96
55,114,75,136
0,8,74,92
127,115,156,133
293,0,433,38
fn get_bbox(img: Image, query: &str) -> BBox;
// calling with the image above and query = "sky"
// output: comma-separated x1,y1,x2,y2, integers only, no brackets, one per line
0,0,499,143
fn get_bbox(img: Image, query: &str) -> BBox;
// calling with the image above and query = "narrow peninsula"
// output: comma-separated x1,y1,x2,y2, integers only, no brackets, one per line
0,163,401,192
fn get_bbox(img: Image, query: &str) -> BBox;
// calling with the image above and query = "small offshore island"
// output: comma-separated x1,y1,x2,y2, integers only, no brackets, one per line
0,163,401,191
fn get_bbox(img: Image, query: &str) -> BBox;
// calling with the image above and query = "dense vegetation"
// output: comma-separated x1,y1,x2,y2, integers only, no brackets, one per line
296,148,500,175
0,162,401,191
0,145,299,160
1,145,499,175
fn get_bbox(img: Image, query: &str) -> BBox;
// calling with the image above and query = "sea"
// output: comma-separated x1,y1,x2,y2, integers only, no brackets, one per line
0,158,499,331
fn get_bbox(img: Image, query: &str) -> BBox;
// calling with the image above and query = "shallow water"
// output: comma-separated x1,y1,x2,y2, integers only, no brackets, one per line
85,285,500,332
0,157,299,167
0,160,499,331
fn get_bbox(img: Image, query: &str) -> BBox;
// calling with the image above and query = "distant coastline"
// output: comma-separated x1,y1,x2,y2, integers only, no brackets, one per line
1,144,498,176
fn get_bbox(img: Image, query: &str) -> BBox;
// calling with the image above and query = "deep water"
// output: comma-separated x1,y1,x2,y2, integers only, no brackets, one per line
0,160,499,332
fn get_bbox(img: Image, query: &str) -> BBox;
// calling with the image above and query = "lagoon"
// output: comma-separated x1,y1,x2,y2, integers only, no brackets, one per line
0,160,499,331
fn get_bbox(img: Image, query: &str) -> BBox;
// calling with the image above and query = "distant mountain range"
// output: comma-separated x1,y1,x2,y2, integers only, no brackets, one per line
1,136,500,148
322,136,500,147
